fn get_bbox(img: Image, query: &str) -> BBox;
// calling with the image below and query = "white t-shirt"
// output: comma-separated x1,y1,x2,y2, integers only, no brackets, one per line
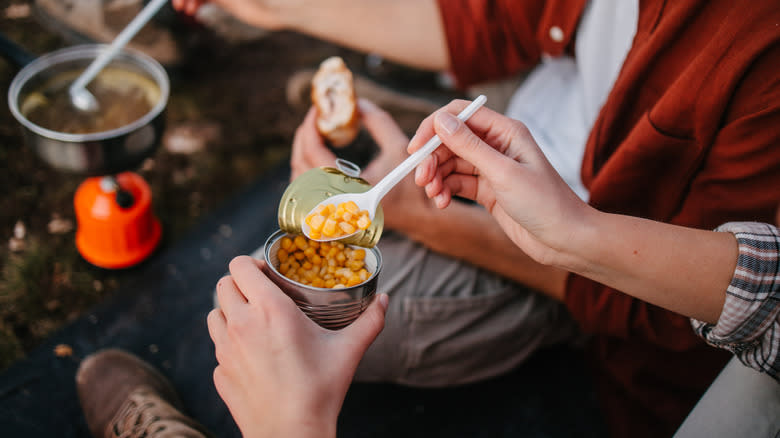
504,0,639,200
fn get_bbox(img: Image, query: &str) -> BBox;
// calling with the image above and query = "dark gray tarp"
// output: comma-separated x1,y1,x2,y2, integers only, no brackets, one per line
0,165,605,437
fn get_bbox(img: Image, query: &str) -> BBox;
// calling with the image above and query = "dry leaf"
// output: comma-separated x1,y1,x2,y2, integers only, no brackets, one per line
5,4,30,19
54,344,73,357
48,217,74,234
140,158,156,172
163,121,221,155
8,237,25,252
13,220,25,239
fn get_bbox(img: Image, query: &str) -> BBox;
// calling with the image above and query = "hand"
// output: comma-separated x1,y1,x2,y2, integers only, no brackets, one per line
207,256,388,437
291,99,434,232
289,106,338,181
171,0,205,16
357,100,434,232
410,100,593,265
171,0,293,29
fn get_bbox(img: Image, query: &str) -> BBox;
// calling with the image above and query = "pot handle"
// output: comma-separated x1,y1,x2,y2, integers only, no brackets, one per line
0,32,36,69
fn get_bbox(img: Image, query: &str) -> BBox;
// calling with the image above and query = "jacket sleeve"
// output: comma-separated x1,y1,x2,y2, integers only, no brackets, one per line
435,0,586,88
564,43,780,350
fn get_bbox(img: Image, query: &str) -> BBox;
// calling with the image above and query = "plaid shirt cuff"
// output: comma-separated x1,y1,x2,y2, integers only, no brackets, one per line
690,222,780,380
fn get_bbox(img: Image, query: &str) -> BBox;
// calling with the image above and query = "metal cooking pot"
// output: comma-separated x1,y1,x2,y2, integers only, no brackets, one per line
3,36,169,176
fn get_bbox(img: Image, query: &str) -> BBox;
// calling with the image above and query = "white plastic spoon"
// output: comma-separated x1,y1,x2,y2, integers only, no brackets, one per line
68,0,169,112
302,94,487,241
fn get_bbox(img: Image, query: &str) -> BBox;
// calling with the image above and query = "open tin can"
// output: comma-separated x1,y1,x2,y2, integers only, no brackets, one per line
267,160,385,328
262,229,382,329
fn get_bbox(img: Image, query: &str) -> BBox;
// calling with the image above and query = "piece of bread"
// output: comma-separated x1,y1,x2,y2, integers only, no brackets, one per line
311,56,360,147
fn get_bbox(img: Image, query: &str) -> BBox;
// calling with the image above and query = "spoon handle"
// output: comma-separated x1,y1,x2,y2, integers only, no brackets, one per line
371,95,487,202
69,0,168,95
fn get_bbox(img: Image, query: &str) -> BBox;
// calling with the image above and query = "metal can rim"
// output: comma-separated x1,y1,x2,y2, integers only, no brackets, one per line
263,229,383,291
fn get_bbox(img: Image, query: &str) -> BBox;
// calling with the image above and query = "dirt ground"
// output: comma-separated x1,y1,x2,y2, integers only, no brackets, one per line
0,1,452,370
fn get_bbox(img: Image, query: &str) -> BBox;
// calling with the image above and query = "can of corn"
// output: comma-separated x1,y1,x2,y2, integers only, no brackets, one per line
262,229,382,329
277,160,384,248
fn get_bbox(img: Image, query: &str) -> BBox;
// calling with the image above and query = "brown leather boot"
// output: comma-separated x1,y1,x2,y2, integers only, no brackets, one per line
76,349,211,438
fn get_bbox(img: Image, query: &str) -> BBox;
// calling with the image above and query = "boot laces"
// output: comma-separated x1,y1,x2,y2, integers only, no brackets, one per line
110,389,177,438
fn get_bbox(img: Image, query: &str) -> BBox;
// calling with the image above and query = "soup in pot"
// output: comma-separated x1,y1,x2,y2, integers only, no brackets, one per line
21,67,160,134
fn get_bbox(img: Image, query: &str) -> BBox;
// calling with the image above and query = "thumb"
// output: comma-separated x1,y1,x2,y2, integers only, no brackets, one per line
433,111,510,177
340,293,388,352
358,99,408,152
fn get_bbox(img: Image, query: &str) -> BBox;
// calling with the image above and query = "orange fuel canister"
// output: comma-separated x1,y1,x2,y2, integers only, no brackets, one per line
74,172,162,269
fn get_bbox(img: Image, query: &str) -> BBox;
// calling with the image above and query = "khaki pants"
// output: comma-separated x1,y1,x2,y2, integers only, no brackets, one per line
354,232,582,387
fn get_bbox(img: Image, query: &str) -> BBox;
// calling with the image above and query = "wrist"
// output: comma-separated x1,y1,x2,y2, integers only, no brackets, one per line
282,419,336,438
234,0,306,31
547,204,604,274
389,200,437,243
281,0,340,32
243,414,337,438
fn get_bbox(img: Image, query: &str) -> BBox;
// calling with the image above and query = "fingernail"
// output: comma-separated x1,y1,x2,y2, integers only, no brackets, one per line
378,293,389,311
436,112,459,135
434,193,447,207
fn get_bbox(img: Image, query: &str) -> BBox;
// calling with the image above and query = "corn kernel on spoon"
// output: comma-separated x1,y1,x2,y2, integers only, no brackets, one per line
302,95,487,242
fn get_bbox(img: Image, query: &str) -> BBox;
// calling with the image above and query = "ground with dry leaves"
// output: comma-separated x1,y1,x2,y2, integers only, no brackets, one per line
0,0,374,370
0,0,449,371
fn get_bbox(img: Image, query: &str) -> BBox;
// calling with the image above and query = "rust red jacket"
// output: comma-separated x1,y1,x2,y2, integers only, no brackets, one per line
437,1,780,436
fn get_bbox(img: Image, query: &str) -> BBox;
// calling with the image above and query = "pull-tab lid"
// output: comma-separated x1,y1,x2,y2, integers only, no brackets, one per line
277,163,384,248
335,158,361,177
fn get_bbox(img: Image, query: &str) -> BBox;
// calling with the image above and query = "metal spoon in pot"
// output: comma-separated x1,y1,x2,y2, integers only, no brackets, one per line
302,95,487,242
68,0,168,112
